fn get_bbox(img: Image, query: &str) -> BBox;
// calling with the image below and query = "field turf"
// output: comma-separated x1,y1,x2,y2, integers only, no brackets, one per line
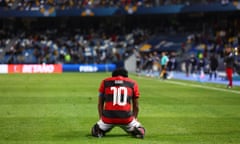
0,73,240,144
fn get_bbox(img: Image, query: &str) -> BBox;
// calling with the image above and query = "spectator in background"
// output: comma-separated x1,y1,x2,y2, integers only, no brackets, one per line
209,53,218,80
197,53,205,79
145,53,154,77
152,51,160,77
134,48,142,75
185,56,190,77
224,46,235,88
167,52,177,79
160,51,169,79
189,53,198,76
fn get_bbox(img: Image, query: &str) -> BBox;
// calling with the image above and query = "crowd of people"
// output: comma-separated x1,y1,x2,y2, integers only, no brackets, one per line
0,3,240,88
0,23,150,65
1,14,239,67
0,0,236,11
135,15,239,76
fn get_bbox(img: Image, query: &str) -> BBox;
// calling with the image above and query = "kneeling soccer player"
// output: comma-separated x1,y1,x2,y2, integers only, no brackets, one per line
91,68,145,139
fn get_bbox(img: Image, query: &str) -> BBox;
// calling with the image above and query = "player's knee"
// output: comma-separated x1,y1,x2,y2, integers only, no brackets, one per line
131,126,146,139
91,124,105,138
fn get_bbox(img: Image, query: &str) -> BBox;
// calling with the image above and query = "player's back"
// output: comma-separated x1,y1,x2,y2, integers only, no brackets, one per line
99,76,139,124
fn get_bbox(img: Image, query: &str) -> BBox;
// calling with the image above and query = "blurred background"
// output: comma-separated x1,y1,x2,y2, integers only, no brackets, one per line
0,0,240,77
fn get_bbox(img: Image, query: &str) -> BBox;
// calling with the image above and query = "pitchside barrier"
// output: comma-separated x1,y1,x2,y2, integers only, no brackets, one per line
0,64,116,74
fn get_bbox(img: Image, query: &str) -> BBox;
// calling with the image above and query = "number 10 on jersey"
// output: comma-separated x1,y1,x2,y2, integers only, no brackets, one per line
111,86,128,106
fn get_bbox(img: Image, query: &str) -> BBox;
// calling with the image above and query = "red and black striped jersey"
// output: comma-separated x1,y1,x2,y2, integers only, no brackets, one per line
99,76,140,124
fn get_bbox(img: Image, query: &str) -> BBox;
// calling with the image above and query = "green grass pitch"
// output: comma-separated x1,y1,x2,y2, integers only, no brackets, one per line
0,73,240,144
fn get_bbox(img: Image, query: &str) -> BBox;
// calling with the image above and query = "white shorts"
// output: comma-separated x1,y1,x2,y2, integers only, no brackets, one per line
97,118,142,133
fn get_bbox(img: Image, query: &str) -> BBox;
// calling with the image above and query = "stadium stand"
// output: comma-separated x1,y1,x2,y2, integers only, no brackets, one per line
0,0,238,10
0,0,239,78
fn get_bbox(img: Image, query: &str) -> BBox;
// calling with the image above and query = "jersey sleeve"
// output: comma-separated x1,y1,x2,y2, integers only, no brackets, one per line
133,82,140,98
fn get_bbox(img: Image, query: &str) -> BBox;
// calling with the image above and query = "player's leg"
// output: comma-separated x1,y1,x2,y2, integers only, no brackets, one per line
226,68,233,87
91,123,104,137
131,126,145,139
120,119,145,139
91,119,113,137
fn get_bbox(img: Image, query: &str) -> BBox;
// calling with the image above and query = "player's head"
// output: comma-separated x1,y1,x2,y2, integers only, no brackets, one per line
112,68,128,77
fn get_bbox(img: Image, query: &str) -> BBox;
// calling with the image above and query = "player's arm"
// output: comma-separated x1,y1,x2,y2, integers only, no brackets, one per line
132,82,140,119
98,93,104,119
98,80,105,119
132,97,139,119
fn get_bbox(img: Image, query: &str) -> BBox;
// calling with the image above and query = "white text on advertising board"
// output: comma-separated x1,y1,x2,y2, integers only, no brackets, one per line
22,65,55,73
79,66,98,72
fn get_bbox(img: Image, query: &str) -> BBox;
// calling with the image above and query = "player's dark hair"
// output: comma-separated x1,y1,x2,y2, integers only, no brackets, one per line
112,68,128,77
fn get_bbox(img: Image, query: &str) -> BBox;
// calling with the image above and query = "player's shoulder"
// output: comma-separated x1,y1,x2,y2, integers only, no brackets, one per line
103,76,116,81
104,76,136,83
121,76,138,85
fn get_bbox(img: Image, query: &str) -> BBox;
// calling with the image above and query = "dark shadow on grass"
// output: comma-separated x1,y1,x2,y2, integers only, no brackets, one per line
85,133,131,138
53,130,131,140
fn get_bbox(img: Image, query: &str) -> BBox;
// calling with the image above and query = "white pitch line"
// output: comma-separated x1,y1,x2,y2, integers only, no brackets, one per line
135,76,240,94
165,80,240,94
